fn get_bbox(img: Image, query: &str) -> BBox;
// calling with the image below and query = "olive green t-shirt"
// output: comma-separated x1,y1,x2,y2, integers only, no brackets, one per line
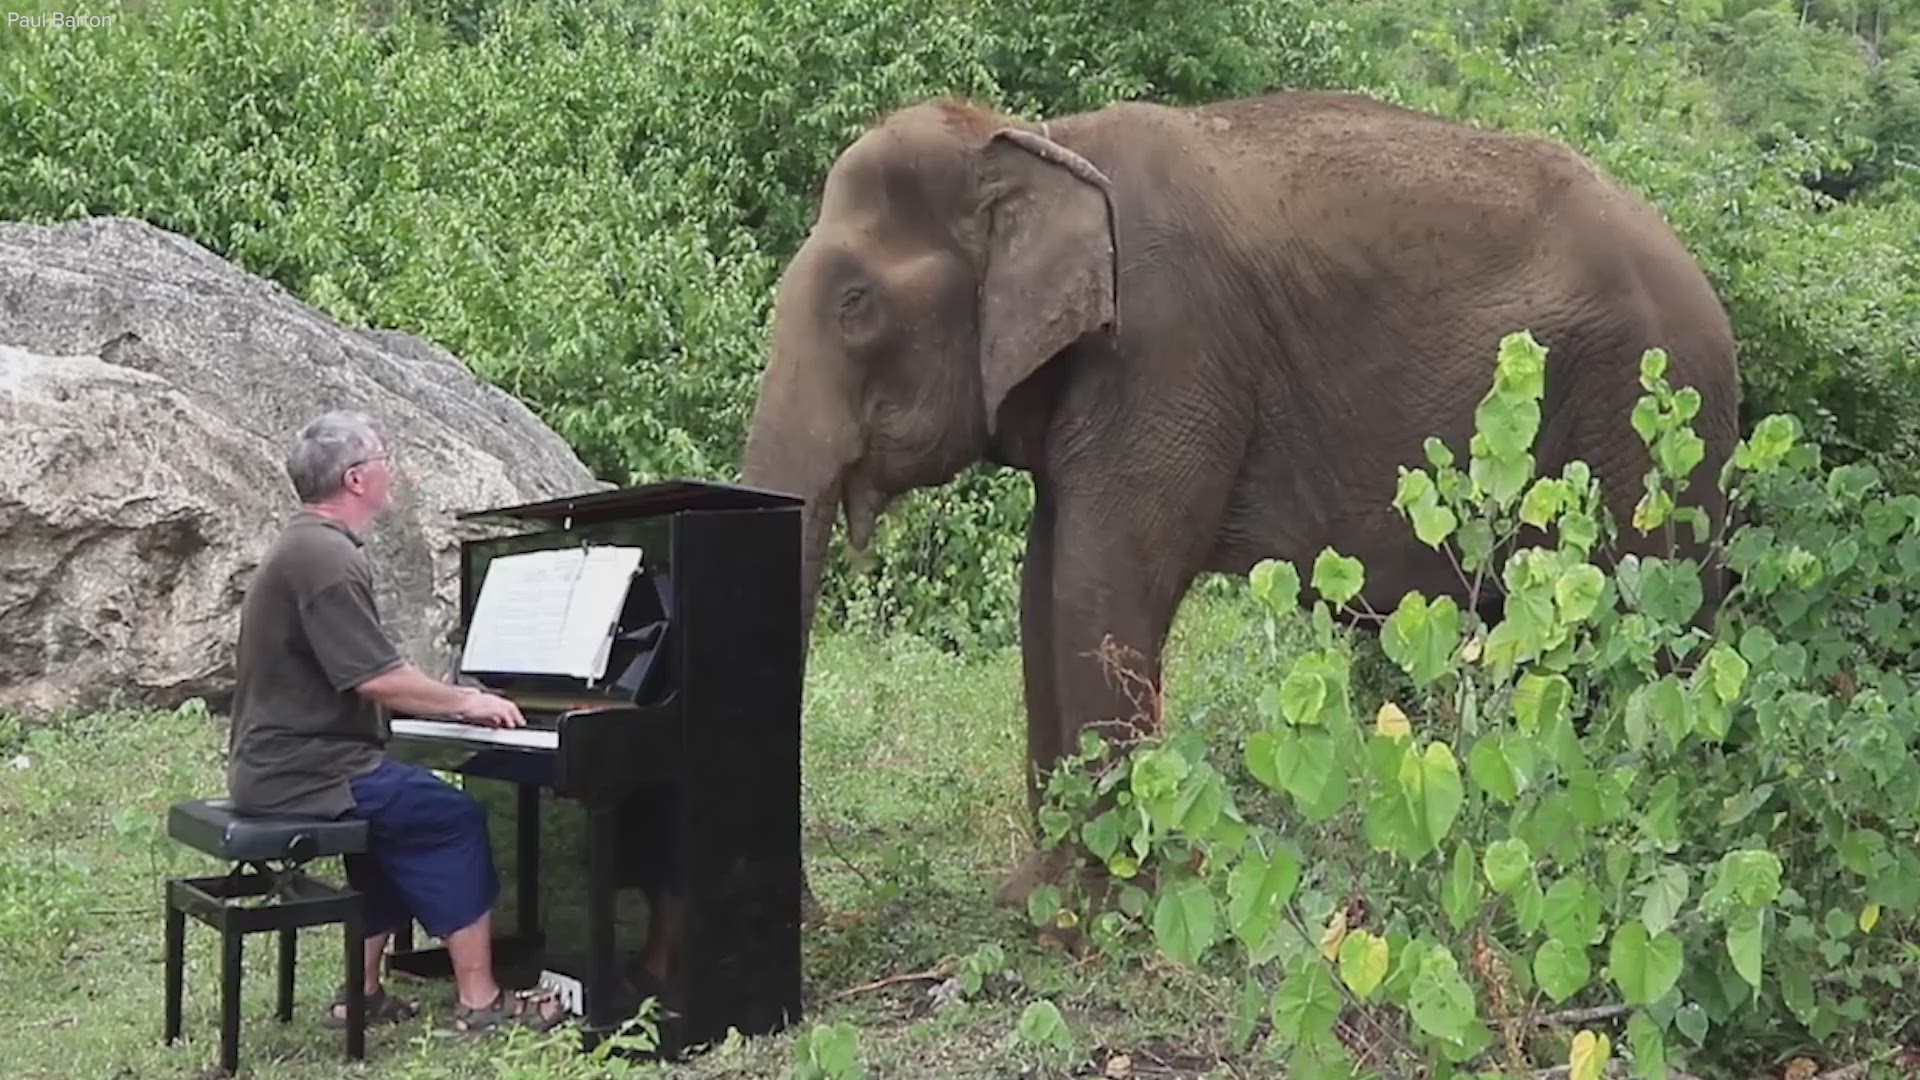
226,510,403,818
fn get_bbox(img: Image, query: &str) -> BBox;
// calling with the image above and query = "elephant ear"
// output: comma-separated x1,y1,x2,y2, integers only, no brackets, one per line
976,126,1120,437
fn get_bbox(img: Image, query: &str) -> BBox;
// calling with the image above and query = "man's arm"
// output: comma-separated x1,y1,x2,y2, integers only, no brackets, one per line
299,569,525,728
354,663,524,728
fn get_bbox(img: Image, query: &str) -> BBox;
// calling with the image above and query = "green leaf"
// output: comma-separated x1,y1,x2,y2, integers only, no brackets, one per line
1544,875,1599,946
1227,844,1301,962
1521,477,1568,528
1702,850,1784,918
1311,549,1365,606
1706,644,1749,703
1609,924,1684,1007
1403,741,1466,858
1726,909,1764,988
1471,443,1534,507
1637,558,1703,626
1442,843,1481,930
1484,838,1532,894
1674,1002,1709,1046
1382,592,1462,687
1627,1011,1667,1080
1028,886,1062,929
1469,737,1520,804
1554,564,1606,625
1839,829,1886,879
1782,966,1817,1025
1153,880,1218,966
1412,501,1459,549
1272,729,1350,822
1640,865,1690,937
1742,413,1797,470
1645,677,1691,750
1244,731,1281,791
1512,673,1572,733
1640,346,1669,386
1082,811,1121,864
1270,955,1342,1046
1409,945,1480,1046
1339,930,1391,999
1641,775,1680,849
1016,999,1072,1052
1533,939,1592,1003
1250,558,1301,612
1280,670,1328,726
1737,625,1778,668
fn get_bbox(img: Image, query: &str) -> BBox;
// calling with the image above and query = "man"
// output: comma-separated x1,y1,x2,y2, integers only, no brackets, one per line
227,409,564,1034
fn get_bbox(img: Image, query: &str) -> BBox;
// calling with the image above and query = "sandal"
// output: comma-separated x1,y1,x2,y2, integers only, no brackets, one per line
450,987,567,1034
322,985,420,1028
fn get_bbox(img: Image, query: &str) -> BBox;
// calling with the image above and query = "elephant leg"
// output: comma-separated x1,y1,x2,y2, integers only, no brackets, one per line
1020,485,1062,819
995,487,1080,909
993,488,1206,911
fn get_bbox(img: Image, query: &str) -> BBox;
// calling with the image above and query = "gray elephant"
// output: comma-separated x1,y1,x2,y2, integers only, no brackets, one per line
739,90,1739,905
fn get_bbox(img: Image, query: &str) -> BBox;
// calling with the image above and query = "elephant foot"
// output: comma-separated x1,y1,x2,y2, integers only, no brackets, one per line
994,845,1076,910
799,870,826,926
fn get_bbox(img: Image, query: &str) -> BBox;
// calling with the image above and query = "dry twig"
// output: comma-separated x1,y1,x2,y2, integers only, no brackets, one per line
1532,1003,1635,1028
824,962,955,1002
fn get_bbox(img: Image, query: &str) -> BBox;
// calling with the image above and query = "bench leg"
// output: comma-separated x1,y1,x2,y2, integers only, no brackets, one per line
220,925,243,1076
164,901,185,1044
343,905,365,1060
277,928,297,1022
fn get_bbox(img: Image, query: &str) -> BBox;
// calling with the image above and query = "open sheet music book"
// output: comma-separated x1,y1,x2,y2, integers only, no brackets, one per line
458,545,643,682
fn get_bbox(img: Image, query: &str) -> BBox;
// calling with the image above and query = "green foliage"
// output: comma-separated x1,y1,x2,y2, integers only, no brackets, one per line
0,0,1359,652
1036,330,1920,1075
0,0,1915,655
788,1022,867,1080
1009,998,1078,1070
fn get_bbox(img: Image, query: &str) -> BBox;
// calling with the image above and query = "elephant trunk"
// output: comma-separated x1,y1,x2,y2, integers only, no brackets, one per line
742,442,831,647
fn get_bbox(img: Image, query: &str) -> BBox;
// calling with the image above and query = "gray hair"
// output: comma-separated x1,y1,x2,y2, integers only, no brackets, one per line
286,410,384,502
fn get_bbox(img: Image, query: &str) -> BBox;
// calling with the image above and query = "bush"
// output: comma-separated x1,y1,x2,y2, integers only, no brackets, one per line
1033,330,1920,1077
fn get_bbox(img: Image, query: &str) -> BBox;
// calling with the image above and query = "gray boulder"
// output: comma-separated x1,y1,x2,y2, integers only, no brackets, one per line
0,216,606,717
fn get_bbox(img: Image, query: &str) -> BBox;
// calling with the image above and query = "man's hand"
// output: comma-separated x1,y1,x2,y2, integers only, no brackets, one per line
454,688,525,729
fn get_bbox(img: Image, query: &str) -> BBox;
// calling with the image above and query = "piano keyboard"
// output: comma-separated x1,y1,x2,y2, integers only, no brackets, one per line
389,718,559,751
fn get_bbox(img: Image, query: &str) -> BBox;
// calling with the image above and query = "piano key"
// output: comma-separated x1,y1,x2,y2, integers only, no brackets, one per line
389,717,558,751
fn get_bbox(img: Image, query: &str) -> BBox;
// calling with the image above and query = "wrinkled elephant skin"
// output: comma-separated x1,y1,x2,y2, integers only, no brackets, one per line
739,91,1740,906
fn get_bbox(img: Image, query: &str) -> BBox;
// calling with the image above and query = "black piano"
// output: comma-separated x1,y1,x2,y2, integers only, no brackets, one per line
382,479,804,1058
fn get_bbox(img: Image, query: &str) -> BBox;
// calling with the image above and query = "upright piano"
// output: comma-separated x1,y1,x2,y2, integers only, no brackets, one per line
382,479,804,1058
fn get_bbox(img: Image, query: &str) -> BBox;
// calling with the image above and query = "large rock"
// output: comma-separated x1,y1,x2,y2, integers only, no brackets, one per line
0,216,606,717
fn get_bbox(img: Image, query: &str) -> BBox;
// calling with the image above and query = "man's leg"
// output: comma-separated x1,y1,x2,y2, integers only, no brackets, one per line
358,759,561,1025
334,852,412,1024
443,910,501,1009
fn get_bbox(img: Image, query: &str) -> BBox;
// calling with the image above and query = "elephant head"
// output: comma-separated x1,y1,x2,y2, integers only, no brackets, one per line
740,100,1122,645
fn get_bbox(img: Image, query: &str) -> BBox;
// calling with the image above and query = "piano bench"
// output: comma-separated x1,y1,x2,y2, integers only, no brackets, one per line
162,798,371,1077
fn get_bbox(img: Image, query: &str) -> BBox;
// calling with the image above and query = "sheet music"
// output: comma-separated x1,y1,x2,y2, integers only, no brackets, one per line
458,545,642,680
558,546,643,681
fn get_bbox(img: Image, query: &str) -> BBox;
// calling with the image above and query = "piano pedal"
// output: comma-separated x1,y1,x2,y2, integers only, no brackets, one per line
536,969,586,1017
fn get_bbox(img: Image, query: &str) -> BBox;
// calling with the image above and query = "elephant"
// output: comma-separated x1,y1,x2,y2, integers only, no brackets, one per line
738,89,1740,907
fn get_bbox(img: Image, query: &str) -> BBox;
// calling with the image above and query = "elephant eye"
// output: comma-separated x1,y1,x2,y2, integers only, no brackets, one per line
838,285,869,314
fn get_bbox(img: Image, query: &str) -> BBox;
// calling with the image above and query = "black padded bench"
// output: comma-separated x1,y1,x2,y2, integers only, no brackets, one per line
164,797,369,1076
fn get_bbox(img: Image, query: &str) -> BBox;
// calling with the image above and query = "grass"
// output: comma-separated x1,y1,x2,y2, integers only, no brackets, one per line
0,584,1295,1080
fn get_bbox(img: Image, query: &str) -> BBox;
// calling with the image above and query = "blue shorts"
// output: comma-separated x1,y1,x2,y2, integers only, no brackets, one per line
341,757,499,940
